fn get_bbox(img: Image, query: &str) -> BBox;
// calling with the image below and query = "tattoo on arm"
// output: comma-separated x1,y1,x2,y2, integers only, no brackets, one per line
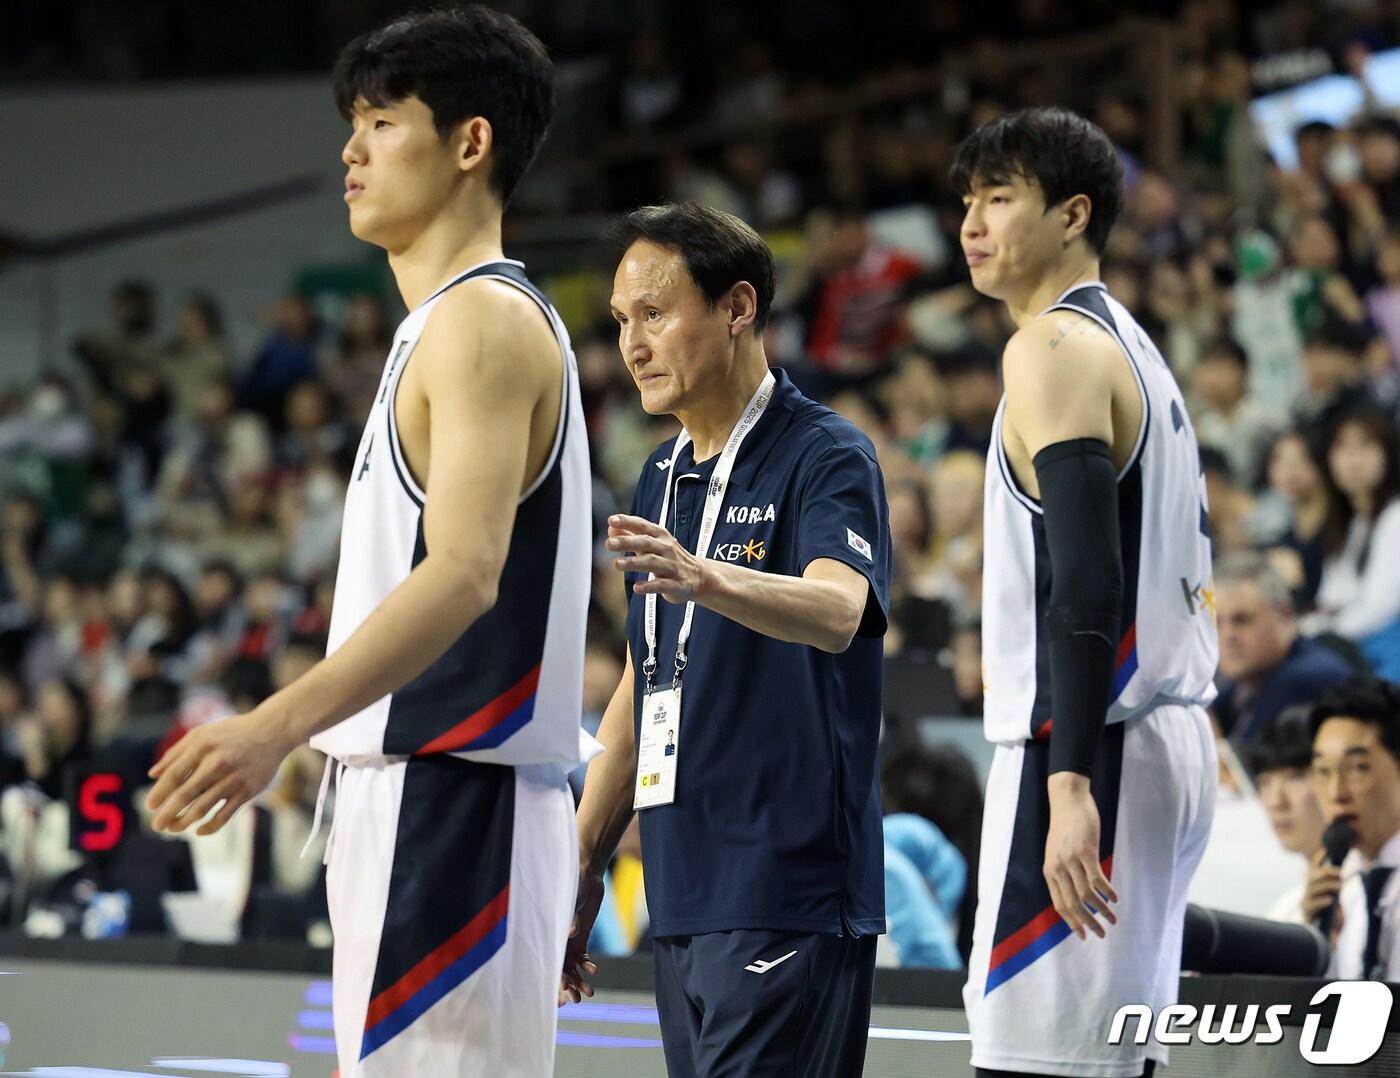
1047,319,1102,350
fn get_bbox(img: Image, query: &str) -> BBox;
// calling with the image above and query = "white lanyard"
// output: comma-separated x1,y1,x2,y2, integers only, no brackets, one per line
643,369,776,690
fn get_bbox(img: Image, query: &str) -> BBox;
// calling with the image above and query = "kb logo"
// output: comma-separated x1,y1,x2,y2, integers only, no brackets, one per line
1108,981,1392,1065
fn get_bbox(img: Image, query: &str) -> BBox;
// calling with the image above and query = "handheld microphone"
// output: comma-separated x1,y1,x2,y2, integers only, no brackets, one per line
1316,818,1357,940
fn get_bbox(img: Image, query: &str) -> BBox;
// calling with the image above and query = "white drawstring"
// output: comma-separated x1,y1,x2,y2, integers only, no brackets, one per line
301,756,342,863
325,760,346,865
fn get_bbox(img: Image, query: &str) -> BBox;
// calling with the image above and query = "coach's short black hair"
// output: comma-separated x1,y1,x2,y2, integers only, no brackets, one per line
333,5,554,205
1309,678,1400,761
614,202,777,332
949,107,1124,255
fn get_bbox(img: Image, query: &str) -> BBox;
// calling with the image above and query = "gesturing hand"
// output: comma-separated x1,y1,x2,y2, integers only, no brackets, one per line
608,514,709,604
146,710,294,836
1044,772,1119,940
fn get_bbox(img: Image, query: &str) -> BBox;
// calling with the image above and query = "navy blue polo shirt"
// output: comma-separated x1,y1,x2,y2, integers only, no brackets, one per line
624,367,892,938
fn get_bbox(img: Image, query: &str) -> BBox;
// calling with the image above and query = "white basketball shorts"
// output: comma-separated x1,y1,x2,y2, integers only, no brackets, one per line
963,703,1217,1077
325,754,576,1077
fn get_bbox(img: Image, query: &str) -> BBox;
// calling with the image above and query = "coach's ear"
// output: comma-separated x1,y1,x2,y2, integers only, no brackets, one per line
1061,193,1092,248
726,281,759,338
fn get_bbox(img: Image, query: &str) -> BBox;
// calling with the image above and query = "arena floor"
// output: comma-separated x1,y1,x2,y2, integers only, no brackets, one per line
0,959,972,1077
4,956,1397,1077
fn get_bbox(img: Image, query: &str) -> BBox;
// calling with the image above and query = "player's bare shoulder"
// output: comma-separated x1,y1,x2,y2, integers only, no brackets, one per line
1002,310,1120,395
418,276,560,392
398,275,563,495
1002,308,1141,464
1001,310,1129,457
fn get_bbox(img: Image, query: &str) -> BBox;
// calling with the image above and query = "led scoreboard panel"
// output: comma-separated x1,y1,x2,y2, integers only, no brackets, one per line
69,764,131,853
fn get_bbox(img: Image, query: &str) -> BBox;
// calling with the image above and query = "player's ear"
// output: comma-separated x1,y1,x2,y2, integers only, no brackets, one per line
726,281,759,338
1062,194,1092,247
457,115,493,178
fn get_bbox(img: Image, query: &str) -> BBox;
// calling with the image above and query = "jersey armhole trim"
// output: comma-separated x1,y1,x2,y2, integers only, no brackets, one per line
1042,300,1151,481
993,415,1044,515
421,257,527,308
469,273,572,506
385,344,427,510
383,268,572,513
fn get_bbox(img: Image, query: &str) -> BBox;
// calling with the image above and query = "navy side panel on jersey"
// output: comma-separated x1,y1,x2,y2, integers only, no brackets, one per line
1110,460,1145,704
383,454,563,756
313,258,591,767
984,722,1126,993
359,756,514,1059
383,263,569,757
1028,518,1053,738
1057,286,1149,716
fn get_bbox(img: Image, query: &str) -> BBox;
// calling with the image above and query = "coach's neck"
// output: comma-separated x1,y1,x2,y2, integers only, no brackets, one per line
678,341,769,464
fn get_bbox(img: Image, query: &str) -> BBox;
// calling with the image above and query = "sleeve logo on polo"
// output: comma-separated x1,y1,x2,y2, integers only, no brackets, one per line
847,528,873,560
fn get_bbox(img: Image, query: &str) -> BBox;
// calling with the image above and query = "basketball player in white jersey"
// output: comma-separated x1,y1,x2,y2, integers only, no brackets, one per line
952,108,1219,1077
147,8,592,1076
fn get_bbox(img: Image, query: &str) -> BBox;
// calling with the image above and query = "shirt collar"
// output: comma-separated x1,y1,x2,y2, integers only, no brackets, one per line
672,366,798,479
1372,827,1400,870
419,257,526,309
1036,279,1107,317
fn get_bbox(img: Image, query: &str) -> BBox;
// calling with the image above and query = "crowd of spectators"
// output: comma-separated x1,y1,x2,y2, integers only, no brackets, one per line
4,0,1400,969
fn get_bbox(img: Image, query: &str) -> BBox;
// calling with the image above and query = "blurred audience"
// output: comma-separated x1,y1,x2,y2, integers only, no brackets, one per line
882,740,984,963
4,3,1400,957
1305,408,1400,679
1192,338,1277,487
1256,430,1331,608
882,811,966,969
237,295,320,427
1241,709,1325,924
1,678,91,800
794,204,924,389
1213,552,1353,750
159,294,231,429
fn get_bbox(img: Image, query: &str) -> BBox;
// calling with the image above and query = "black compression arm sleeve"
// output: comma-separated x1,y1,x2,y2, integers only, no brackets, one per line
1033,438,1124,777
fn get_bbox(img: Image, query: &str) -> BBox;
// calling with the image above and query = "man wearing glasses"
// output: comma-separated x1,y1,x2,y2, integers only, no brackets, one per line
1306,678,1400,978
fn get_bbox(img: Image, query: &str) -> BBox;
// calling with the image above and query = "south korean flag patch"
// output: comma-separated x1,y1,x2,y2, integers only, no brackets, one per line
846,527,873,561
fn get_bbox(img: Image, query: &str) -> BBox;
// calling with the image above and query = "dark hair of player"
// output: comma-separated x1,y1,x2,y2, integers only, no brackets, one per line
333,5,554,206
614,202,777,332
948,107,1125,255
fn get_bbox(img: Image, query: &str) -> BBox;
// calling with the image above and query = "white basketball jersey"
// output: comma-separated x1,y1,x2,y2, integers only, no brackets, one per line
310,260,590,767
981,282,1218,745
